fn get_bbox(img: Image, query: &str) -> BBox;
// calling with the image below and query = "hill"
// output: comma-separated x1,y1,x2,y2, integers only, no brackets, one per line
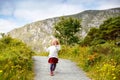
8,7,120,52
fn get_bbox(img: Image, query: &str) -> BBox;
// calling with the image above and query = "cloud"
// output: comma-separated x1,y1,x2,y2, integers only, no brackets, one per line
12,0,84,21
96,0,120,10
13,0,120,21
0,19,17,33
0,0,120,33
1,0,120,21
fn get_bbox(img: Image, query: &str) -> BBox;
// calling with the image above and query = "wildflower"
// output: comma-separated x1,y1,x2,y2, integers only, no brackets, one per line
112,66,115,68
112,68,115,71
11,66,14,68
113,77,116,79
112,74,115,76
96,67,99,69
0,70,3,73
111,59,113,61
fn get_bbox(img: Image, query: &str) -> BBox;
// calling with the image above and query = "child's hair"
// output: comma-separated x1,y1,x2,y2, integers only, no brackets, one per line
51,38,59,45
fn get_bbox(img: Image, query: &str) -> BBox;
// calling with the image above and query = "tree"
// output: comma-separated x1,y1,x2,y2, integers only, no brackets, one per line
99,16,120,40
83,28,99,45
0,33,5,38
83,16,120,46
54,17,81,45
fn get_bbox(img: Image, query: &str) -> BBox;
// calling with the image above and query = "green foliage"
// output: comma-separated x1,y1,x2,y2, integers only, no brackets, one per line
54,17,81,45
0,33,5,37
83,28,100,45
53,42,120,80
0,35,34,80
99,16,120,40
83,16,120,46
39,42,120,80
89,42,115,55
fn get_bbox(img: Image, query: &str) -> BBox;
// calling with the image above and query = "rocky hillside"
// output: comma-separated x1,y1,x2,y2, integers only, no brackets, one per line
8,7,120,52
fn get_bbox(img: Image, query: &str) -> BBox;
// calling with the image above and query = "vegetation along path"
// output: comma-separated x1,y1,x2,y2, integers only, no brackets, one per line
33,56,91,80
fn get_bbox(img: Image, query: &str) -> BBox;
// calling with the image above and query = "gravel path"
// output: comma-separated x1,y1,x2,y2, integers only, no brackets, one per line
33,56,91,80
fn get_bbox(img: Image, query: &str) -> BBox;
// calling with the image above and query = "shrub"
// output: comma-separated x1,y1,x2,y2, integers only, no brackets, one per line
0,36,34,80
39,42,120,80
89,42,115,55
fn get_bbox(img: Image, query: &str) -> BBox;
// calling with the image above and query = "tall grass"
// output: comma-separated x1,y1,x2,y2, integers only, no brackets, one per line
0,36,34,80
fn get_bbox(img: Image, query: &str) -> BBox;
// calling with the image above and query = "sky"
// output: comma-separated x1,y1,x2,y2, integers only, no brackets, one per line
0,0,120,33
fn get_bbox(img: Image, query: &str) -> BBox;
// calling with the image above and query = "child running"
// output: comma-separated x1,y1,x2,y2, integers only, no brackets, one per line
45,38,61,76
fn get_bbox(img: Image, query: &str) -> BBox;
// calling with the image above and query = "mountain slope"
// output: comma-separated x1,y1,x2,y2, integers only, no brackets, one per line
8,7,120,52
69,7,120,33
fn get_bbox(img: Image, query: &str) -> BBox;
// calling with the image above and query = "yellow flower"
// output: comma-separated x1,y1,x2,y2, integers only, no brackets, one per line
111,59,113,61
112,68,115,71
11,66,14,68
96,67,99,69
0,70,3,73
113,77,116,79
112,66,115,68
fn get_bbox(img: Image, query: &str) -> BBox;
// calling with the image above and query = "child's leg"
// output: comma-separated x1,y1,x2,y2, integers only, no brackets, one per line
50,64,54,72
50,64,56,71
50,64,54,76
53,64,56,71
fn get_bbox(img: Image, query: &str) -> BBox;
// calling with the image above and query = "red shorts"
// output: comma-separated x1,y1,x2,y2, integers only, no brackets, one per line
48,57,58,64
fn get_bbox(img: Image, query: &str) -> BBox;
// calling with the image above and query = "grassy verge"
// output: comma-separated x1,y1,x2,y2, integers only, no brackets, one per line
0,36,34,80
38,42,120,80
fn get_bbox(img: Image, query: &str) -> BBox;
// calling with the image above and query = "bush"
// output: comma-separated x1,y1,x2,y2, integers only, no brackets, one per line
59,43,120,80
38,42,120,80
91,39,106,45
0,36,34,80
89,42,115,55
88,42,120,80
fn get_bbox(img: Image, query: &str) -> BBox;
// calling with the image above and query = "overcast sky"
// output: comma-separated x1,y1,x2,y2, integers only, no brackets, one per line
0,0,120,33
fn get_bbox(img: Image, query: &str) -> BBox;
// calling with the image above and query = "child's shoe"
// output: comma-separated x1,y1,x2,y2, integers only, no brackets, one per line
50,71,54,76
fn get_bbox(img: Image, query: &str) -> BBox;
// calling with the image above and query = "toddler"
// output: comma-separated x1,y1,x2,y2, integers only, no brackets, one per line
45,39,61,76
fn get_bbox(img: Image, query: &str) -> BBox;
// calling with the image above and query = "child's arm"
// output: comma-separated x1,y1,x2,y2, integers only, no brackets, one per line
57,45,61,51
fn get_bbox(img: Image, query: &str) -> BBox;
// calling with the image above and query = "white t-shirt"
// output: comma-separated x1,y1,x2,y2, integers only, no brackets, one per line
46,45,61,58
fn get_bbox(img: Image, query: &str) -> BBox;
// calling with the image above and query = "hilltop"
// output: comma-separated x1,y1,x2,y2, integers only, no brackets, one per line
8,7,120,52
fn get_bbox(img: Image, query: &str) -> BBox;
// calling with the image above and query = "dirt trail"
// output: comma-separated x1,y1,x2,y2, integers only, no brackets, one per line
33,56,91,80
